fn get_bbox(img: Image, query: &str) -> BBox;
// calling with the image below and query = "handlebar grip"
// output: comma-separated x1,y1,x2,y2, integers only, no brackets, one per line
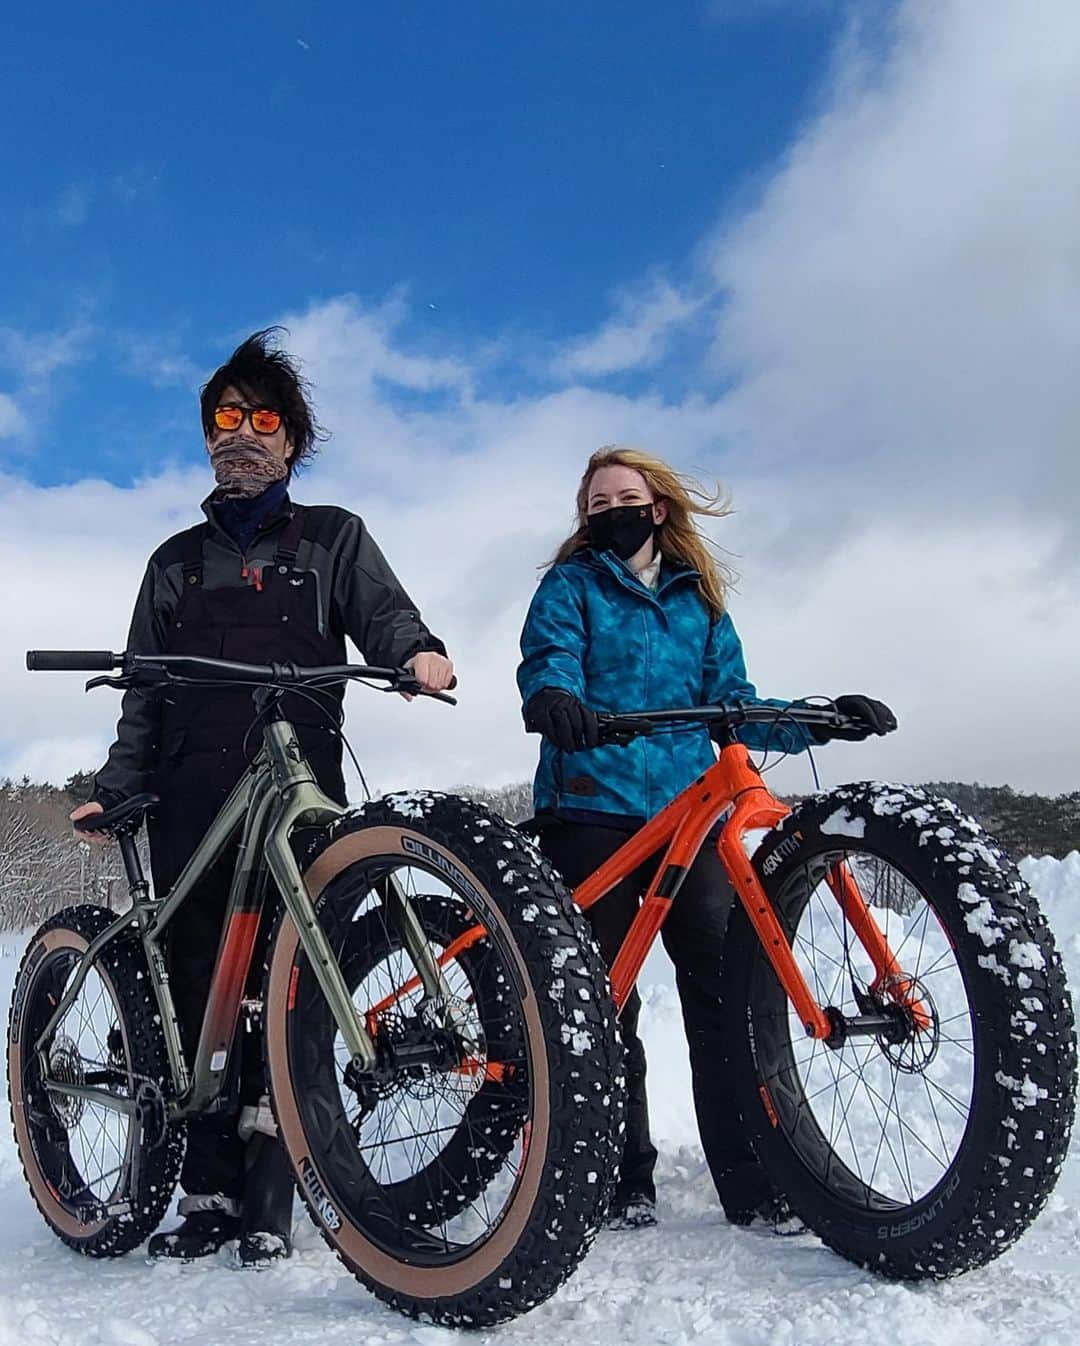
26,650,120,672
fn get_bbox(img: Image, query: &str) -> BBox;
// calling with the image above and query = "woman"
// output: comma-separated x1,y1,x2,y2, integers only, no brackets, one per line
517,446,893,1231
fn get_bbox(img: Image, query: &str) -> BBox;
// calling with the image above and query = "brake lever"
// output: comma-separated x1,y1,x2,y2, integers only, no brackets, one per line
597,716,655,747
85,665,175,694
387,675,458,706
85,675,130,692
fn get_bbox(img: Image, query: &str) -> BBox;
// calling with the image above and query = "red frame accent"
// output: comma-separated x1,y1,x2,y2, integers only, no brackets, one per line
193,910,262,1077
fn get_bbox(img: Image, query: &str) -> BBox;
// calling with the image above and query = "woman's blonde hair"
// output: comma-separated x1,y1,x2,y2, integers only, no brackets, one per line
549,445,736,617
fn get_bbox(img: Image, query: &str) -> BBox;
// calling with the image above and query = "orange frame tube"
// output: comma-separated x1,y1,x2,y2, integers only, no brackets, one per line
365,922,490,1021
572,742,911,1041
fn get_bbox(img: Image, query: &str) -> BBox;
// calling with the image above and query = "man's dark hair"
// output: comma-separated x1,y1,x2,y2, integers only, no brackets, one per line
200,327,327,472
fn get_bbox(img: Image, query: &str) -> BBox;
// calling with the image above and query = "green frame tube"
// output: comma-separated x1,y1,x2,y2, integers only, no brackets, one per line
33,717,449,1122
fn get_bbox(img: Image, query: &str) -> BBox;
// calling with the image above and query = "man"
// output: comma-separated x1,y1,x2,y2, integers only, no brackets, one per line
71,328,453,1265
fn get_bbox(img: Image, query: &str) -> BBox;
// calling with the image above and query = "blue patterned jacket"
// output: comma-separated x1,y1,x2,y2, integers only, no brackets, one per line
517,549,811,822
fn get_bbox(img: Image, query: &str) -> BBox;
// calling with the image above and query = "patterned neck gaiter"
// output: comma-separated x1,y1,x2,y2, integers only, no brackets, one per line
210,436,289,499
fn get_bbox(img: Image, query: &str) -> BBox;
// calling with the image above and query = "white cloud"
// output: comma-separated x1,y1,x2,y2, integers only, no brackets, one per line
553,282,702,379
3,0,1080,806
725,509,1080,797
0,318,96,454
288,296,472,398
120,336,203,391
0,320,93,385
704,0,1080,549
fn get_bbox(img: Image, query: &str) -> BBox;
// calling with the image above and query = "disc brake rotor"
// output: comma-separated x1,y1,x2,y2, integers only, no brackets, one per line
878,975,940,1073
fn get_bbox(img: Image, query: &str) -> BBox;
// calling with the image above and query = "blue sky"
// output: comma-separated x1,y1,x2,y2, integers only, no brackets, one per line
3,1,1079,795
1,1,843,486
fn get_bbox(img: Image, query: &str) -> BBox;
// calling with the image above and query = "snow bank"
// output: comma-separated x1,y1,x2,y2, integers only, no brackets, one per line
0,853,1076,1345
1019,850,1080,903
1022,852,1080,986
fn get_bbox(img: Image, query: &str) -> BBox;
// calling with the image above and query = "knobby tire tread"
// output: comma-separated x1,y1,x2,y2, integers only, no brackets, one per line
727,782,1076,1279
266,792,626,1327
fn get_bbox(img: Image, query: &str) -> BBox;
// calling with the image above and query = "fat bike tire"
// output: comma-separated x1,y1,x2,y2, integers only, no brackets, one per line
7,905,183,1256
725,782,1076,1278
264,792,625,1327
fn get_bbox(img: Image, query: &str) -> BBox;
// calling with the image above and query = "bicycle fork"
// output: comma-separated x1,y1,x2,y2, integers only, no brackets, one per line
575,772,927,1045
719,793,928,1042
261,723,457,1074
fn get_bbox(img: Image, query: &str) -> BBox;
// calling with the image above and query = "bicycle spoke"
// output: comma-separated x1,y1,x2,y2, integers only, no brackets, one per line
309,860,536,1253
764,845,974,1209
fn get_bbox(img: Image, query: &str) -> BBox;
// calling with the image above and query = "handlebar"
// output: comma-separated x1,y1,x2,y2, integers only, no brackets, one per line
25,651,457,704
595,703,877,745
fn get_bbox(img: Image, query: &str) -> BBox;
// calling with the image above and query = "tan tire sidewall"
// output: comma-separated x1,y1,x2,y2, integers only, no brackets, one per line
266,824,551,1300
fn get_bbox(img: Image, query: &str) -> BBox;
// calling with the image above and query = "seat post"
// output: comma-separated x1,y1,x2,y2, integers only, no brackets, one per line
117,831,151,903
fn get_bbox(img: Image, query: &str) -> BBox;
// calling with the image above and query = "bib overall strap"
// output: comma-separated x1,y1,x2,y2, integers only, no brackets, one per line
272,507,307,571
180,524,208,588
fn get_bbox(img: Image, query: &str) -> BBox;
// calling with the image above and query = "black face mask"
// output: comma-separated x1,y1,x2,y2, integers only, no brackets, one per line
586,504,656,561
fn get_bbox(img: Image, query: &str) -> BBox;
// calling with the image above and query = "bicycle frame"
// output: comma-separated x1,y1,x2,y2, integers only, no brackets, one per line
364,736,924,1046
33,717,450,1121
572,742,919,1040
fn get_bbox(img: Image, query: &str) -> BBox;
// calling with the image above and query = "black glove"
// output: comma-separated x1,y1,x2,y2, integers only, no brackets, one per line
523,687,600,753
811,695,897,743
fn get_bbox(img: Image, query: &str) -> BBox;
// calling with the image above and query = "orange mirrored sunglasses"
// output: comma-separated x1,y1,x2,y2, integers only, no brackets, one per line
213,404,283,435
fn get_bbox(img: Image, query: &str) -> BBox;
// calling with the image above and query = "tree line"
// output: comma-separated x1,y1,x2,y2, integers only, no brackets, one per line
0,774,1075,931
0,773,141,931
463,779,1080,862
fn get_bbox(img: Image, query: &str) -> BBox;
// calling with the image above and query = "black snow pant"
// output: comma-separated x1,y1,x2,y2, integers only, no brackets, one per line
538,820,768,1217
148,739,344,1215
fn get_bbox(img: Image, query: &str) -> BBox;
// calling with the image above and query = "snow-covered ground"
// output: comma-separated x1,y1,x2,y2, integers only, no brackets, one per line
1,853,1078,1346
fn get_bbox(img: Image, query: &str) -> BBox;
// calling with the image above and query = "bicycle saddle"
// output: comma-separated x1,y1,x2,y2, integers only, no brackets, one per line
74,792,160,836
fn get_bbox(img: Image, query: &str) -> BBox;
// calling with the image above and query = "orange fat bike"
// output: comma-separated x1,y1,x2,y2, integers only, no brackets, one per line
570,702,1076,1279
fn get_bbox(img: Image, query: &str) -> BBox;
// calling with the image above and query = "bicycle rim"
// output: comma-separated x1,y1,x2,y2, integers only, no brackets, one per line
754,847,976,1210
18,942,134,1222
278,855,536,1265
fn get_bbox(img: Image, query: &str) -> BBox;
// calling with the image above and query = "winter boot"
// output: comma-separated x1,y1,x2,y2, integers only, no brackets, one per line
238,1133,295,1267
605,1191,658,1230
747,1191,807,1237
148,1208,241,1260
721,1164,806,1236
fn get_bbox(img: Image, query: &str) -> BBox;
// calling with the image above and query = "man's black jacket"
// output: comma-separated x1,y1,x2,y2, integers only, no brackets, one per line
92,493,445,805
